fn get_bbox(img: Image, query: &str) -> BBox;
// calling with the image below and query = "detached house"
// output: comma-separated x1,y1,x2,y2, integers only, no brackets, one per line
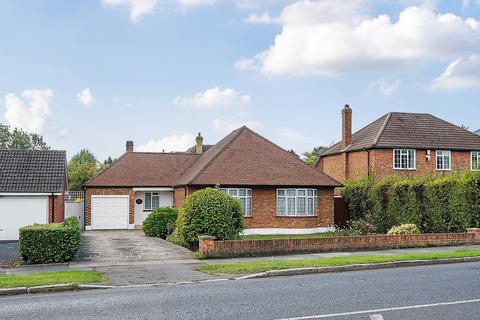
84,126,340,234
315,105,480,184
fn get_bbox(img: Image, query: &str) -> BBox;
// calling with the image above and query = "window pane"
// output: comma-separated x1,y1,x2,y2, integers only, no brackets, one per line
239,198,246,215
277,197,285,215
473,152,480,170
287,198,296,215
239,189,247,197
219,188,227,193
246,198,252,216
287,189,295,197
247,189,252,196
228,189,238,197
307,198,314,215
145,193,152,210
277,189,285,196
152,195,159,209
297,190,306,197
307,189,314,196
297,197,306,215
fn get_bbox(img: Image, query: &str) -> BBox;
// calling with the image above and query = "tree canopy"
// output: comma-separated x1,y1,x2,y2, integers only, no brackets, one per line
303,146,328,165
0,123,49,150
68,149,98,191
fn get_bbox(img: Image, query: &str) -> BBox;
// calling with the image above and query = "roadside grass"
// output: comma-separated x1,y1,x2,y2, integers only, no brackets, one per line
197,249,480,275
241,231,353,241
0,271,106,288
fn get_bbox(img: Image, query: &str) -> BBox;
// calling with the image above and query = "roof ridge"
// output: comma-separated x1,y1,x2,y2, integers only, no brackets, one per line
184,127,246,184
373,112,392,146
131,151,199,156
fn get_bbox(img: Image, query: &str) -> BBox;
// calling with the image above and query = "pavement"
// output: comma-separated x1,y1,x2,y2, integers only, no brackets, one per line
1,262,480,319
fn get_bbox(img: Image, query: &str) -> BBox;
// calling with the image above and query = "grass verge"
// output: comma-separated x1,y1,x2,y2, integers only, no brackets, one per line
0,271,106,288
197,249,480,275
241,231,353,241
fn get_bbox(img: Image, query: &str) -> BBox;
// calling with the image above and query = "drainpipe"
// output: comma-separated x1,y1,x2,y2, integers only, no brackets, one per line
365,148,371,179
83,186,86,230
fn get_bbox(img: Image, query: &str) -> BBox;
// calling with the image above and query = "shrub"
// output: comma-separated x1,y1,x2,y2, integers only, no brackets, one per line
19,217,81,264
346,219,375,235
143,207,178,239
171,188,244,247
387,224,420,235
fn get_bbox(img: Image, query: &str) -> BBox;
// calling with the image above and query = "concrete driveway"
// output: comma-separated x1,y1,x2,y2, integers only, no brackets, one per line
78,230,194,263
0,241,19,266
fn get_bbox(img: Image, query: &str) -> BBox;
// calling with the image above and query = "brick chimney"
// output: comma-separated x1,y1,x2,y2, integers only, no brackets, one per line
195,133,203,154
342,105,352,149
126,141,134,152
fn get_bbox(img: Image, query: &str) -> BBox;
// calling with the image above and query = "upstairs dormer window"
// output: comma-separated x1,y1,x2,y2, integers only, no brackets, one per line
393,149,416,170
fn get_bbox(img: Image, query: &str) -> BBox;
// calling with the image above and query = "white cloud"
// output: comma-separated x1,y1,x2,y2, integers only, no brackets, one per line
174,86,250,108
3,89,53,135
429,55,480,90
246,12,277,24
368,79,401,96
212,118,260,133
179,0,216,8
137,133,195,152
238,1,480,76
77,88,95,107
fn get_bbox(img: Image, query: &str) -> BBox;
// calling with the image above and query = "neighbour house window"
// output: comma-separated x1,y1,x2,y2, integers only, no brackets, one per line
276,189,317,217
436,150,451,171
144,192,160,211
219,188,252,217
472,152,480,171
393,149,416,170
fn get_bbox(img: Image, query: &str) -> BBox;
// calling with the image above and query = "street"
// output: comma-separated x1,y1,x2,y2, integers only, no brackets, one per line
1,262,480,319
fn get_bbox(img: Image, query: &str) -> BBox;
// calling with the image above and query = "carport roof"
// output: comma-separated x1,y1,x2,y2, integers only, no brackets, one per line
0,149,66,193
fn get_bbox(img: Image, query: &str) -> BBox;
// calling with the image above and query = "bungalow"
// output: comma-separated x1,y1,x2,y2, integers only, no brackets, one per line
84,126,340,235
0,150,67,240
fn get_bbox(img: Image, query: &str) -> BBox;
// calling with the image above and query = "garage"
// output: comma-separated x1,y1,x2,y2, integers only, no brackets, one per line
0,196,49,241
91,196,129,230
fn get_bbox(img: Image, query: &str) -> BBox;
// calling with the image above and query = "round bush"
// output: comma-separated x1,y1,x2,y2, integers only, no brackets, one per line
143,207,178,239
172,188,244,246
387,224,420,235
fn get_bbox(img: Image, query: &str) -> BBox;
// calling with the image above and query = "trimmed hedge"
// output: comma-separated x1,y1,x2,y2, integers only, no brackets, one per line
342,173,480,234
170,188,244,247
143,207,178,239
19,217,81,264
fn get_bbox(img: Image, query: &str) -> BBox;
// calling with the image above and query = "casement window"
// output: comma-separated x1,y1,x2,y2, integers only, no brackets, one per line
219,188,252,217
276,189,317,217
144,192,160,211
436,150,451,171
472,152,480,171
393,149,416,170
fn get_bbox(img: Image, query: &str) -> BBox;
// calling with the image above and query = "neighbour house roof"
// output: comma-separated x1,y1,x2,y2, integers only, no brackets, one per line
185,144,214,154
84,152,201,187
475,129,480,135
85,126,341,188
0,150,66,193
318,112,480,159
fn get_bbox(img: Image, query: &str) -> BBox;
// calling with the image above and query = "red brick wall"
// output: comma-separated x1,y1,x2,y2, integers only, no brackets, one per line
48,194,65,223
173,187,187,208
85,187,135,226
199,230,480,257
319,154,345,183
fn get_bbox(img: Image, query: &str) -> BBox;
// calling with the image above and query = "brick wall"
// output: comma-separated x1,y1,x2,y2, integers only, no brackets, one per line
199,229,480,257
85,187,135,226
48,194,65,223
173,187,187,208
320,154,346,183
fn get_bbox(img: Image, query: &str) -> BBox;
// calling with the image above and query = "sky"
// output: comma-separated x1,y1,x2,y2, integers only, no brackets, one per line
0,0,479,161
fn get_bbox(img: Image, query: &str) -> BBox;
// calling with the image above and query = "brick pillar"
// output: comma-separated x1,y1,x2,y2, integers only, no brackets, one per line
199,235,216,257
467,228,480,244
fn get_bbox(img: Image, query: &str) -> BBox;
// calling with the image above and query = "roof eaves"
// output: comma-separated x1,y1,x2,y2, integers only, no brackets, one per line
373,112,392,146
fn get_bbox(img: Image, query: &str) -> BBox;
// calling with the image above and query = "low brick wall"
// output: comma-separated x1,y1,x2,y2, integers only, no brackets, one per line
198,229,480,258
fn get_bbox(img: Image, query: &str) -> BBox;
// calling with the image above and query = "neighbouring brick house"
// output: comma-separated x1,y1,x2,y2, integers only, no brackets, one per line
84,126,340,234
315,105,480,185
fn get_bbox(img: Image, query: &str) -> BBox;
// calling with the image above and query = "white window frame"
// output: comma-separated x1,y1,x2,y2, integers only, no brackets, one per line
393,149,416,170
219,188,252,217
276,189,317,217
436,150,452,171
471,151,480,171
144,192,160,211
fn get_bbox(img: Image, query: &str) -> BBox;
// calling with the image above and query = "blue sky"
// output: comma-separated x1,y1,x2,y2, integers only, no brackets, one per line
0,0,479,161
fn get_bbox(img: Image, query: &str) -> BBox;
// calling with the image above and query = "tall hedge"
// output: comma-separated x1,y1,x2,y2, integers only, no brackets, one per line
19,217,81,264
342,173,480,233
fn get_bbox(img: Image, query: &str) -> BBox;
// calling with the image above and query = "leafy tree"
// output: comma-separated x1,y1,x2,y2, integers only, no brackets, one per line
303,146,328,165
68,149,98,191
0,123,49,150
99,156,116,171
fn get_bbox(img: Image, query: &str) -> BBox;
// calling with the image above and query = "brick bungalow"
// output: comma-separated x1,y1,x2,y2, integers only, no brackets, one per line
84,126,340,234
315,105,480,184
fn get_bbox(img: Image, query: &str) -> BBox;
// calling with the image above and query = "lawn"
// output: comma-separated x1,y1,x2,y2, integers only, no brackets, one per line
241,231,353,241
197,249,480,275
0,271,106,288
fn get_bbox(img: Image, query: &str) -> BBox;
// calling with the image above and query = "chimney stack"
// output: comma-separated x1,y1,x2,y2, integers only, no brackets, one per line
126,141,134,152
195,133,203,154
342,105,352,149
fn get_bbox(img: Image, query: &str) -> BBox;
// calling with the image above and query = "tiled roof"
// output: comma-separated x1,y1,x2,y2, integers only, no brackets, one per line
185,144,214,154
475,129,480,135
318,112,480,158
84,152,201,187
86,127,341,188
0,150,66,193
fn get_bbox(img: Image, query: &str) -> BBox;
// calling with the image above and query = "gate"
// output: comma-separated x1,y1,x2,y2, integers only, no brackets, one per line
65,191,84,230
334,196,348,228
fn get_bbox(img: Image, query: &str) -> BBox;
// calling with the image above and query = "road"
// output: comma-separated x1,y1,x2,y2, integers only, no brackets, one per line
1,262,480,320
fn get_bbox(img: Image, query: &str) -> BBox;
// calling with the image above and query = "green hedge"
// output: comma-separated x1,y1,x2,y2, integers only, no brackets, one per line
170,188,244,247
143,207,178,239
342,173,480,234
19,217,81,264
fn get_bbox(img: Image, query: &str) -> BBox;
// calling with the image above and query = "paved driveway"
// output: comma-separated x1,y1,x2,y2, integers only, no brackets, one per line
78,230,194,263
0,241,19,266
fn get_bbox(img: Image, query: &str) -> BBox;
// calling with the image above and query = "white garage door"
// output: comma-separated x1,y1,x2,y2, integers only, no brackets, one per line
0,196,48,241
91,196,129,230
